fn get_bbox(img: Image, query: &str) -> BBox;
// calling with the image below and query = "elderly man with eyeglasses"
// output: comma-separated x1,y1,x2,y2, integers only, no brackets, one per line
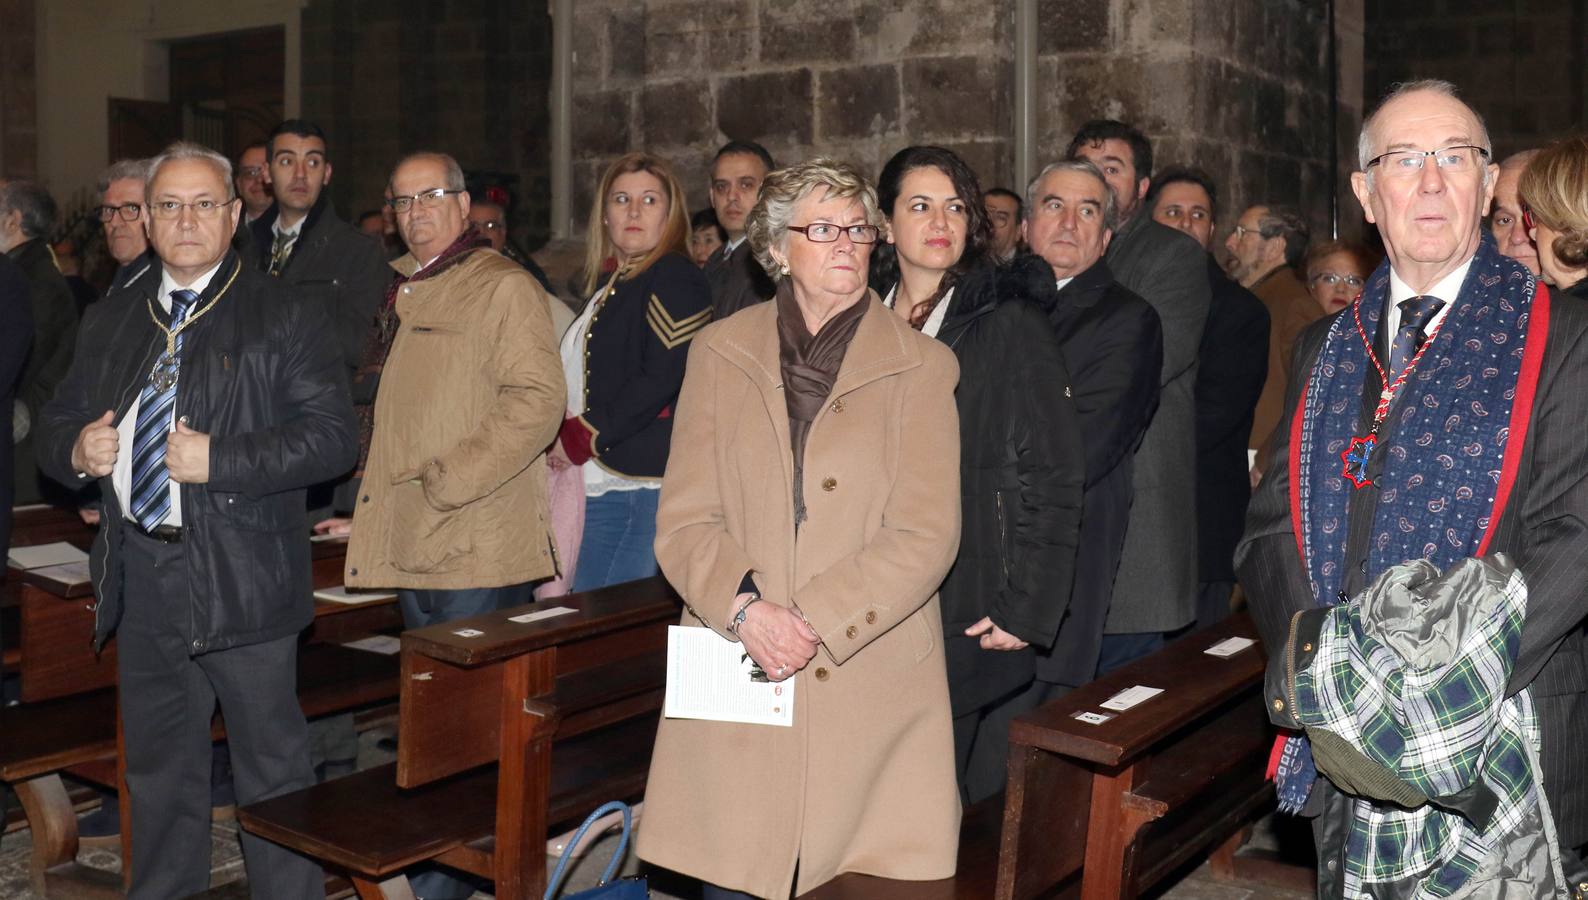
1239,79,1588,898
99,158,158,294
36,140,357,899
342,151,566,900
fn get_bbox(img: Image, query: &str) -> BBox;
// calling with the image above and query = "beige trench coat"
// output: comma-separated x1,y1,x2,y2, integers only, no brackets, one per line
636,297,963,898
345,249,565,590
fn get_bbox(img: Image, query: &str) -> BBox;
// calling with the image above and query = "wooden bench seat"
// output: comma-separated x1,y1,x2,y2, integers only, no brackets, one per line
238,712,658,877
237,578,681,900
0,688,117,783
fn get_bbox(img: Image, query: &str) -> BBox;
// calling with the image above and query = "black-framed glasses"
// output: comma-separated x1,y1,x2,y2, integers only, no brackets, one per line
1364,145,1490,177
148,198,236,220
1310,272,1364,289
388,188,463,214
788,223,880,244
99,203,143,223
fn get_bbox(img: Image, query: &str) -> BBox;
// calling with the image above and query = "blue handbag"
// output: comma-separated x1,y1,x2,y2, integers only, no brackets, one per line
544,801,648,899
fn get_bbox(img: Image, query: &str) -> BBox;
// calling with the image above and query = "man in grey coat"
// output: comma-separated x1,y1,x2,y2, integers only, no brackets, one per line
1068,120,1212,672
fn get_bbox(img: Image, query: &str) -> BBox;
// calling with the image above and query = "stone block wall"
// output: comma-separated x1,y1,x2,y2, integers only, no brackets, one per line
1365,0,1587,162
300,0,553,245
571,0,1364,244
0,0,38,178
569,0,1017,229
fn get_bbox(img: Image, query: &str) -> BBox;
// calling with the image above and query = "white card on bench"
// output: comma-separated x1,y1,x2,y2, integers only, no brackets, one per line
7,541,89,570
664,625,795,727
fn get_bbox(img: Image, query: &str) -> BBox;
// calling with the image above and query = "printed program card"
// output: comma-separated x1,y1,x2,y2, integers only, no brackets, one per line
1204,636,1257,658
664,626,795,727
507,606,577,624
1099,685,1164,712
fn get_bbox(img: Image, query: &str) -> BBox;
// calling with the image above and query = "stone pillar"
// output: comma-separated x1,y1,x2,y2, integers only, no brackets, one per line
0,0,39,178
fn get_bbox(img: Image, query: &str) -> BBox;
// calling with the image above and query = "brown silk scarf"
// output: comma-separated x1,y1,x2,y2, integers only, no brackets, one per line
775,281,866,525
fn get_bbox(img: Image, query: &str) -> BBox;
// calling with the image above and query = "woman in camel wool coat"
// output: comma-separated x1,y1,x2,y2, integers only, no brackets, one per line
635,159,963,899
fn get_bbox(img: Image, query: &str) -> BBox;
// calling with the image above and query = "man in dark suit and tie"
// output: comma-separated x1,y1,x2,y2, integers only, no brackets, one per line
245,119,389,375
701,140,776,320
1147,167,1270,630
37,141,357,899
1238,79,1588,895
1067,120,1212,672
1018,159,1162,705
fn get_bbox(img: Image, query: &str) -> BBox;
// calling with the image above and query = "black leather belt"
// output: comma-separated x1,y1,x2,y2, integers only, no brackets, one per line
130,523,183,543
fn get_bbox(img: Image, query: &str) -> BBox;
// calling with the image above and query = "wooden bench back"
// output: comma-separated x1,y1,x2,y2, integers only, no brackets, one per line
396,576,679,788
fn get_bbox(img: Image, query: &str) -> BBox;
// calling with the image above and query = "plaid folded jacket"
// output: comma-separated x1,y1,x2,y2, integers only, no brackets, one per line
1290,561,1545,897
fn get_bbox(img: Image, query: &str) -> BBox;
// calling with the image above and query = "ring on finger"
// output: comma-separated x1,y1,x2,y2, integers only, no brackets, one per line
776,665,787,676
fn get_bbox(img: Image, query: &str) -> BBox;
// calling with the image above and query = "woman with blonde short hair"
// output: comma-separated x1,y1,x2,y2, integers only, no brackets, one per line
636,159,963,898
1519,135,1588,297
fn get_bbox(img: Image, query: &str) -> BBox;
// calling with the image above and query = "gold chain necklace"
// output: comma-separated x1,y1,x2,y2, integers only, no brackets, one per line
142,260,240,391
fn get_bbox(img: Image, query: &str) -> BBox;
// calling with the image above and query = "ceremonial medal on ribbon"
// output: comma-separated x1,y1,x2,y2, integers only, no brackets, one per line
1341,299,1442,489
147,352,181,392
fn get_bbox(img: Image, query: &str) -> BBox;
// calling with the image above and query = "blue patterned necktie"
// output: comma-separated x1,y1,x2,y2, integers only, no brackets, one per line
129,288,200,530
1388,294,1446,375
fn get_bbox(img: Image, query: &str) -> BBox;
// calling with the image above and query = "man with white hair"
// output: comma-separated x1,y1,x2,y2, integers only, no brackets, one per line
37,141,357,898
1239,80,1588,897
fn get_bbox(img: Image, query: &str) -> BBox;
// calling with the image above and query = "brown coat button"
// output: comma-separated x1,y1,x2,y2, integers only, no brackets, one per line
845,625,857,639
815,667,829,681
830,398,844,413
1302,642,1313,653
865,611,877,624
1272,698,1285,712
821,477,837,492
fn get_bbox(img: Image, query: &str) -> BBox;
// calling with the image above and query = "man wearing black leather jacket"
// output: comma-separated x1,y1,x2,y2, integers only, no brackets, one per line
36,141,357,900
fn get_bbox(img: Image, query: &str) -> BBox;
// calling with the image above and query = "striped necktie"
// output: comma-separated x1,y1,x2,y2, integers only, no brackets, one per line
1389,294,1446,375
129,288,199,531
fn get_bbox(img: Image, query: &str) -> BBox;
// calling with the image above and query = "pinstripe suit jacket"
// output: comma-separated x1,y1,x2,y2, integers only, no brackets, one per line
1236,263,1588,849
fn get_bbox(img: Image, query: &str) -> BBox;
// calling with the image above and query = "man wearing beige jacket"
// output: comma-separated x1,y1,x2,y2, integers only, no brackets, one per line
344,151,565,898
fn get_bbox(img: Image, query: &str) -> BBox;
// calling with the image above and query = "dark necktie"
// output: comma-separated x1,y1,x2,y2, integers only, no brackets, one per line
129,289,199,530
1388,294,1446,375
268,230,294,276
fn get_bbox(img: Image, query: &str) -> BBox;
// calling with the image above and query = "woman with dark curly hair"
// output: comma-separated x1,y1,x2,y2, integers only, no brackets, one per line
1519,135,1588,298
872,145,1085,804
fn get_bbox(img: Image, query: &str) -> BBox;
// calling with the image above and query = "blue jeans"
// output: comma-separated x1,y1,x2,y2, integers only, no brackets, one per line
572,489,660,592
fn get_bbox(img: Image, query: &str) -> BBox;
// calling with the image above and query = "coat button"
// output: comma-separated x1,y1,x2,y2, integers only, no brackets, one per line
1272,698,1285,712
865,611,876,624
361,494,370,504
403,286,412,294
349,567,358,576
845,625,857,639
821,477,837,492
830,398,844,413
814,667,829,681
1302,642,1313,653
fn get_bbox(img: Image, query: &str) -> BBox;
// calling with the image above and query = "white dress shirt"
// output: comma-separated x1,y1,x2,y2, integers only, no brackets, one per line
112,261,223,526
271,213,305,257
559,284,656,497
883,284,953,339
1384,258,1471,349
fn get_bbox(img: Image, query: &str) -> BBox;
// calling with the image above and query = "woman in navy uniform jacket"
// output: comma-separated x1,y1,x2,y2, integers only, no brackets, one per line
557,153,712,590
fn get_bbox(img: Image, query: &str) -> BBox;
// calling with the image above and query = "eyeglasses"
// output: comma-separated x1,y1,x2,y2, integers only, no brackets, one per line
99,203,143,223
1521,202,1537,232
388,188,463,214
1231,224,1259,240
1310,272,1364,289
237,166,264,180
476,220,502,231
1364,145,1490,178
147,198,236,220
787,223,880,244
